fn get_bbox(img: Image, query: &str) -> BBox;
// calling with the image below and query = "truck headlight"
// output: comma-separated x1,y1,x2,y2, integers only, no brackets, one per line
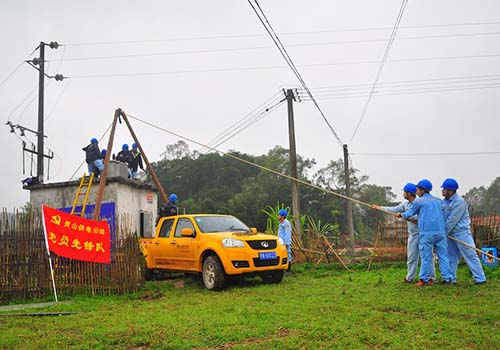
278,237,285,246
222,238,245,248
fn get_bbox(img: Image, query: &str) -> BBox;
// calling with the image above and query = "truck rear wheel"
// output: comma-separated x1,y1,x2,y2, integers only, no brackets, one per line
202,255,226,291
261,270,284,284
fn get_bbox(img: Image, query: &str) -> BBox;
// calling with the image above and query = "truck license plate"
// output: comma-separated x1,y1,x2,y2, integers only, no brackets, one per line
259,252,276,260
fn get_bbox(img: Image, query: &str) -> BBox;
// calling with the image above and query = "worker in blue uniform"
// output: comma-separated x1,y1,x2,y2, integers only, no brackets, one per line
82,138,104,177
397,179,452,286
277,209,292,272
373,183,435,283
441,178,486,285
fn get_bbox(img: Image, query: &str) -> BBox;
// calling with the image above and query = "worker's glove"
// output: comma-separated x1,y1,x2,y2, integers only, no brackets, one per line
371,205,381,210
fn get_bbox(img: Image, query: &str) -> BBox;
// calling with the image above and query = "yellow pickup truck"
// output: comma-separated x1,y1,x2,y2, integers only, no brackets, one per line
139,214,289,290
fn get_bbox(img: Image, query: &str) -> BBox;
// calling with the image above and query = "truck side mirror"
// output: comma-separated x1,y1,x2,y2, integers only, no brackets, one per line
250,228,257,233
181,228,194,237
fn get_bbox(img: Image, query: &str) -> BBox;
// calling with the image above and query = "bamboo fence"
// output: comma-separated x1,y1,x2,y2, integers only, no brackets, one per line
0,209,144,304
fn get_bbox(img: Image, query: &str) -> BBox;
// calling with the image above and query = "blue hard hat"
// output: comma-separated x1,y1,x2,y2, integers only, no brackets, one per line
101,149,107,156
132,143,138,149
416,179,433,191
122,144,129,151
403,183,417,193
441,178,459,190
278,209,288,217
90,138,98,143
169,193,178,202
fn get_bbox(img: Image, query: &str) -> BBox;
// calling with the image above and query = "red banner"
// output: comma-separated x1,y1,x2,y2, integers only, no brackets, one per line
42,205,111,264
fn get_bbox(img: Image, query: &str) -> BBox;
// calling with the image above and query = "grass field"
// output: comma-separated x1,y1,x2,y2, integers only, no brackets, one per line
1,263,499,350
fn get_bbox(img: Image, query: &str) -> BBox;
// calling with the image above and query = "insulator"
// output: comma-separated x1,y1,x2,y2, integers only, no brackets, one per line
54,74,64,81
49,41,59,49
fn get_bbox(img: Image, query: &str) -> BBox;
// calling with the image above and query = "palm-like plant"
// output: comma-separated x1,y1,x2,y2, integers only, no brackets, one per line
261,203,293,234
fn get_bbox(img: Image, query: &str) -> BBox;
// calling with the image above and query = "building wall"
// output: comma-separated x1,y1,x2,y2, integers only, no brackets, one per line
29,176,158,239
116,183,157,237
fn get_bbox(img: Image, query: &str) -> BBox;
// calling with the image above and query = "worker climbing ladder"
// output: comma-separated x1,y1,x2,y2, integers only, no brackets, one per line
71,173,94,217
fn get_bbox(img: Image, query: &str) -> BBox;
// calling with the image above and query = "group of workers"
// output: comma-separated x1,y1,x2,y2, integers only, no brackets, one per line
373,178,486,286
82,138,144,179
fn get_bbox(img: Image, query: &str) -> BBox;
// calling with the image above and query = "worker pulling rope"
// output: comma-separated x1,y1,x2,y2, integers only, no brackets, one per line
124,111,499,263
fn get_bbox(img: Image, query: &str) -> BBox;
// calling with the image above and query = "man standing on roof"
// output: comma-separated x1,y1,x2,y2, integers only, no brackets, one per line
441,178,486,285
129,143,144,179
278,209,292,272
82,138,104,177
397,179,453,286
116,144,132,178
373,183,436,283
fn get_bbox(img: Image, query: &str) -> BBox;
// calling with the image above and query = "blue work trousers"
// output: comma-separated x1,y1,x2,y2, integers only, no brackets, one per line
88,159,104,175
286,244,292,263
419,233,452,282
447,232,486,283
407,233,435,282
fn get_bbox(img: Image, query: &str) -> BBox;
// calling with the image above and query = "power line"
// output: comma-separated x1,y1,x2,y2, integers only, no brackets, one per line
297,81,500,100
69,53,500,79
296,73,500,92
6,85,37,122
69,122,113,180
349,0,409,145
61,20,500,47
125,112,373,208
209,96,286,152
351,151,500,156
54,31,500,63
0,47,39,90
247,0,344,147
45,78,72,122
198,92,283,153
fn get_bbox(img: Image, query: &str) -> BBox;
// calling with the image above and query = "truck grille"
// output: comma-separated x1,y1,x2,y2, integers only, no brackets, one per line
253,257,280,267
247,240,277,250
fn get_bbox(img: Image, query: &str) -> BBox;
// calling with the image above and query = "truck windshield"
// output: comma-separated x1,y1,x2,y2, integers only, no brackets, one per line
194,216,250,233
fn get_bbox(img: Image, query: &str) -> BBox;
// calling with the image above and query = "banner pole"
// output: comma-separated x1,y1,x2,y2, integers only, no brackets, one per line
41,205,59,302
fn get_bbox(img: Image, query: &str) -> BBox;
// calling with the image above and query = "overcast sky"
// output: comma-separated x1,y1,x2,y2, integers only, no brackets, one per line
1,0,500,209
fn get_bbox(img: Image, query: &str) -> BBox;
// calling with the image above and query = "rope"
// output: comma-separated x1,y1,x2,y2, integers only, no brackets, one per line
124,111,489,260
125,112,379,211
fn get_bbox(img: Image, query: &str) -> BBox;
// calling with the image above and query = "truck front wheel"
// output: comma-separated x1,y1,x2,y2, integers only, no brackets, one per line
202,255,226,291
261,270,284,284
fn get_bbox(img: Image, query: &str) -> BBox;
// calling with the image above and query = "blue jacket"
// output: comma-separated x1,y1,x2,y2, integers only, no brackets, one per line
401,193,445,236
442,193,471,236
278,219,292,245
382,201,419,236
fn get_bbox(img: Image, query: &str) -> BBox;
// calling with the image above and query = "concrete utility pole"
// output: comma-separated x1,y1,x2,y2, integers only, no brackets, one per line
22,41,63,183
36,42,45,183
285,89,301,237
343,144,355,262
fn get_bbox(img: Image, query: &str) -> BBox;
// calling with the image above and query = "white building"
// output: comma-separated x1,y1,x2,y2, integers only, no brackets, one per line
29,161,158,239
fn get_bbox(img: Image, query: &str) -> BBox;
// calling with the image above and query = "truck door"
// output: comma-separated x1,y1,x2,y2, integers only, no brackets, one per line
148,218,175,268
170,218,198,270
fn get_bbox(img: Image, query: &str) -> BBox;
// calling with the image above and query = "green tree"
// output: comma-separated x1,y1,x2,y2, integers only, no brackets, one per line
464,177,500,216
151,142,396,237
482,177,500,214
313,159,395,239
464,186,487,215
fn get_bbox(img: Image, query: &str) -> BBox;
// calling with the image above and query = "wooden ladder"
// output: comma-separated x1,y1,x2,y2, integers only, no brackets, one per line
71,173,94,217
